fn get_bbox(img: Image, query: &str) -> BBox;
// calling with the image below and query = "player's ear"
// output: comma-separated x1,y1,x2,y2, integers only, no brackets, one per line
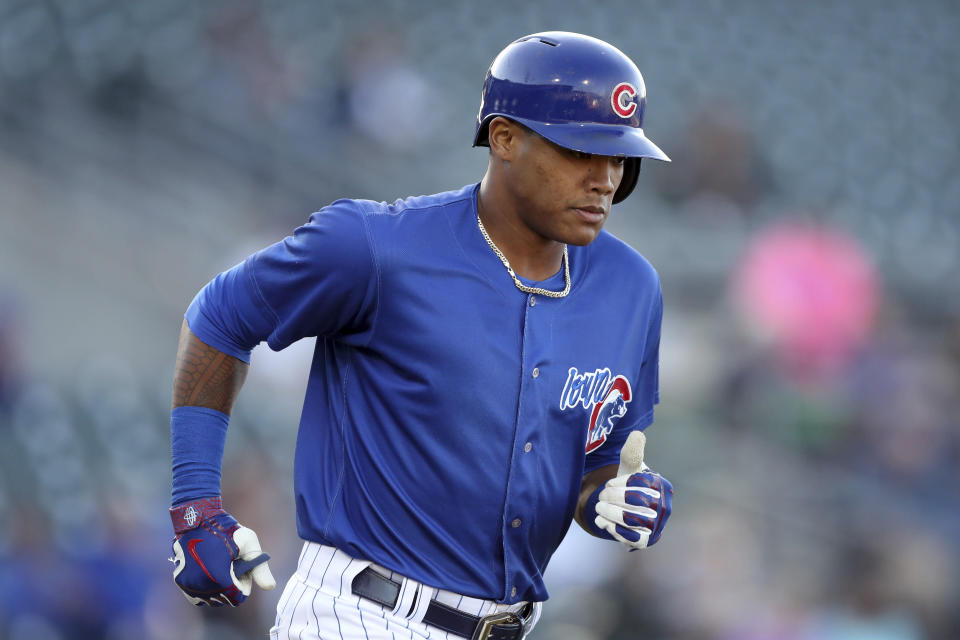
487,117,522,161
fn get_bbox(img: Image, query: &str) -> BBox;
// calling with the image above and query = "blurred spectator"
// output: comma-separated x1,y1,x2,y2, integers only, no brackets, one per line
333,25,440,151
205,4,297,119
0,504,102,639
656,102,775,216
805,540,924,640
0,292,24,413
731,220,880,383
91,61,151,123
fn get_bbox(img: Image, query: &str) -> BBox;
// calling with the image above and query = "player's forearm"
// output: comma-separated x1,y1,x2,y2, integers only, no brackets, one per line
172,319,249,413
574,464,619,534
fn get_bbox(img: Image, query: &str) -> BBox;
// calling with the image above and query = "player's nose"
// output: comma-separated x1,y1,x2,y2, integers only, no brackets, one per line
585,156,622,196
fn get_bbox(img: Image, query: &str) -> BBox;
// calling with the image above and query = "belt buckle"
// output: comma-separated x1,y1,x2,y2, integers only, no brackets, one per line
471,611,522,640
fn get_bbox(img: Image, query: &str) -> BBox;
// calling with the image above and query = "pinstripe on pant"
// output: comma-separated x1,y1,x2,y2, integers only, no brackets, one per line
269,542,542,640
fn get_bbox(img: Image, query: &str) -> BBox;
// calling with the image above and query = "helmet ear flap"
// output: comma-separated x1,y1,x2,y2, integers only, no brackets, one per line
613,158,641,204
474,117,491,147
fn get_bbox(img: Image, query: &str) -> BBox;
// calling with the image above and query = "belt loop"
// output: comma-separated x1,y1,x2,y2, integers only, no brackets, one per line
410,584,436,623
521,602,542,636
392,574,420,618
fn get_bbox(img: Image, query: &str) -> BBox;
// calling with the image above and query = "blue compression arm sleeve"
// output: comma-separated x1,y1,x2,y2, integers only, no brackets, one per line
170,406,230,506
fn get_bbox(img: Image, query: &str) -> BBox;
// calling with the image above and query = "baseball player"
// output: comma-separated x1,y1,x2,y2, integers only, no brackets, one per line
169,31,674,640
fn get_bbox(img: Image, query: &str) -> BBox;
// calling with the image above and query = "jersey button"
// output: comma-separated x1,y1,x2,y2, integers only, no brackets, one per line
532,367,540,378
523,442,532,453
511,586,518,598
511,518,522,528
529,295,536,307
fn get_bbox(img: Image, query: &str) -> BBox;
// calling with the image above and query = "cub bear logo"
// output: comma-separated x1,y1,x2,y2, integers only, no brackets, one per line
585,376,632,454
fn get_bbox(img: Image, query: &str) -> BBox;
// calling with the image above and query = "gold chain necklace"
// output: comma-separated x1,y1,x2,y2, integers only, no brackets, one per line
477,214,571,298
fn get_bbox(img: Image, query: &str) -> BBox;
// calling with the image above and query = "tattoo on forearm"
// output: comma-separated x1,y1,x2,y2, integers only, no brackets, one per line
172,320,248,413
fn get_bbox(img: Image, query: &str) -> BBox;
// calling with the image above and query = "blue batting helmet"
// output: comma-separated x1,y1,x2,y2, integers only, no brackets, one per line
474,32,670,204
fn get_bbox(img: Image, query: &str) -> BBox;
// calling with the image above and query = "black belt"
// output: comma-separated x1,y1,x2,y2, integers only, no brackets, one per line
351,566,528,640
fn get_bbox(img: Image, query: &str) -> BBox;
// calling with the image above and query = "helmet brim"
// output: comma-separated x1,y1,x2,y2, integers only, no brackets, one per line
523,118,671,163
475,114,670,163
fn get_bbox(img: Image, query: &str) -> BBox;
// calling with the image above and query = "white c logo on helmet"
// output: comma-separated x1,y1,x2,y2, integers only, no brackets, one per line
611,82,638,118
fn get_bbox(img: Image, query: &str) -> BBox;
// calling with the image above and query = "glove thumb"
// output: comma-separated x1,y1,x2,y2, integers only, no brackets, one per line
617,430,648,477
232,526,277,591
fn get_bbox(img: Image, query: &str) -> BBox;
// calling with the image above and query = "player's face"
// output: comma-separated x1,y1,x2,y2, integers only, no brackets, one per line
509,128,625,246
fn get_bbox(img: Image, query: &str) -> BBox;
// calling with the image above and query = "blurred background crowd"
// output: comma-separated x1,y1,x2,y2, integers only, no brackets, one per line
0,0,958,638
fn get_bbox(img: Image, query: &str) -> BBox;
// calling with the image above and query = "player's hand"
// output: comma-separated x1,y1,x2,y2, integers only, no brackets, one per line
169,496,276,606
590,431,673,551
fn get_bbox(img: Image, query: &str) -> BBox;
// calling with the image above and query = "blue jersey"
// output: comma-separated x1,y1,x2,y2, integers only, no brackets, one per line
186,183,662,604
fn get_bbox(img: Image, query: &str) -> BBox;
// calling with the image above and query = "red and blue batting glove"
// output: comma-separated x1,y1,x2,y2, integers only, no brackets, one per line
587,470,673,550
169,497,276,606
585,430,673,551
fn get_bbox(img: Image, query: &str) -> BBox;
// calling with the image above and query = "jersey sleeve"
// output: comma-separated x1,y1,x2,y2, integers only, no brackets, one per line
185,200,379,362
583,280,662,474
633,285,662,418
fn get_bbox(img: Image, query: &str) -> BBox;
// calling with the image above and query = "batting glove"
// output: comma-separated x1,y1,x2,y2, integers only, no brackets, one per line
169,496,276,606
586,431,673,551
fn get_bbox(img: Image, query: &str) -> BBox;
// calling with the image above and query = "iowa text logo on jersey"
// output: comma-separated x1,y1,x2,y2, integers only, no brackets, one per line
559,367,633,454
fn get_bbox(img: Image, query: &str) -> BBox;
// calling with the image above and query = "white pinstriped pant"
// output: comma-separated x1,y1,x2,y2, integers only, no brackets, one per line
270,542,542,640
